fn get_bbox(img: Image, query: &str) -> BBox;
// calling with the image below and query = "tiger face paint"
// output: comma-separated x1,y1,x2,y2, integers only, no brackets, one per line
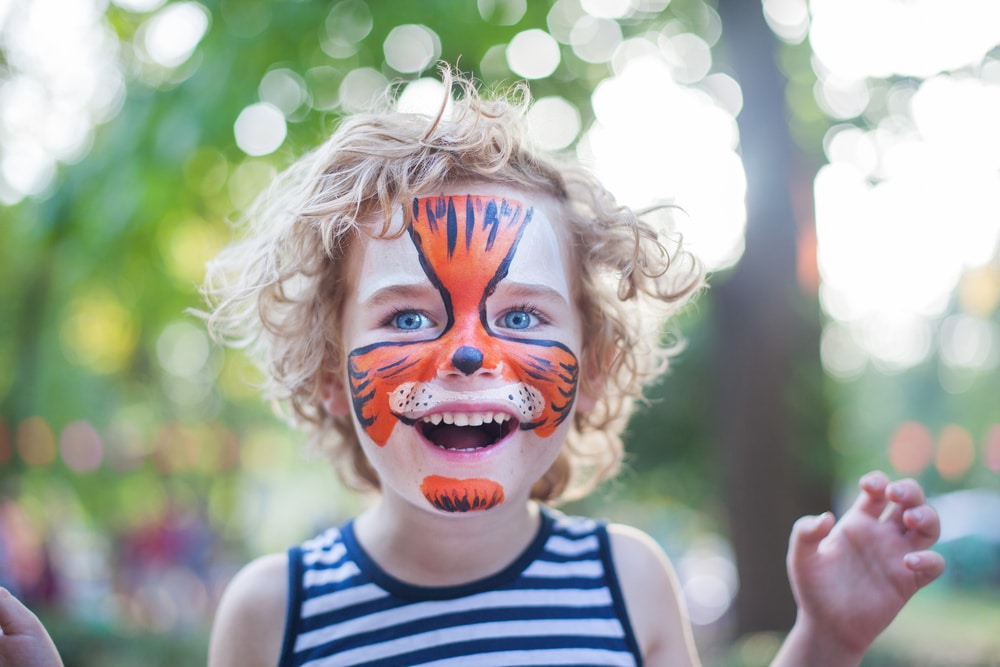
419,476,505,513
338,188,583,515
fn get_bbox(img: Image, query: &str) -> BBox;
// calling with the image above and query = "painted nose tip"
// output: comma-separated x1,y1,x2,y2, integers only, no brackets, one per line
451,346,484,375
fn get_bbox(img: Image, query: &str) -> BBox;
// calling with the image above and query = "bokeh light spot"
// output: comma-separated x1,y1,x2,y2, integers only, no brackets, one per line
584,56,746,270
383,24,440,75
506,29,561,79
396,78,450,117
571,15,622,64
321,0,373,59
581,0,633,19
959,265,1000,317
157,321,211,379
60,289,138,374
338,67,388,113
17,417,56,466
233,102,286,157
112,0,167,11
659,32,712,84
939,314,995,370
141,2,210,68
526,96,581,151
677,535,738,626
820,322,867,379
259,68,308,117
478,0,527,25
887,421,934,475
985,425,1000,473
810,0,1000,79
60,421,104,473
162,217,227,285
936,424,976,480
547,0,585,44
0,140,56,199
763,0,810,43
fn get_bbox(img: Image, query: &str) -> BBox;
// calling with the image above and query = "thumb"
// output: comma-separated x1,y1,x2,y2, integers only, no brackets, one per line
787,512,835,569
0,588,46,637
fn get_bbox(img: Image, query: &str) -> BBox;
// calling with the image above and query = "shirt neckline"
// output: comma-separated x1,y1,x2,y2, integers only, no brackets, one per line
340,506,556,601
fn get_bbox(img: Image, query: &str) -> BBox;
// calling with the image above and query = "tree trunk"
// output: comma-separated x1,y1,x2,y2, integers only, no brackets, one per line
713,0,833,636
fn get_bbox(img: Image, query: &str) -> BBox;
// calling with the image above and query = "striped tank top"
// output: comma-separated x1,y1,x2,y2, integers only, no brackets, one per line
278,507,643,667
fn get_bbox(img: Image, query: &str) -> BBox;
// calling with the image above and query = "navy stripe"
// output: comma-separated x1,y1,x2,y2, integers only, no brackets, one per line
279,508,641,667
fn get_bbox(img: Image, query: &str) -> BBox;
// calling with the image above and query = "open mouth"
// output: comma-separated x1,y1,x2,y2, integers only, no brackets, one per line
418,412,517,452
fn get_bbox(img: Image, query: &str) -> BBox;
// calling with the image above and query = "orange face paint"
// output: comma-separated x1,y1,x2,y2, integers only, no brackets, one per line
347,194,579,446
419,475,506,513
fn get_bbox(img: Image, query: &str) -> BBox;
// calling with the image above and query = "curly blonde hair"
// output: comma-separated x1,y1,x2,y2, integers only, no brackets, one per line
201,71,704,503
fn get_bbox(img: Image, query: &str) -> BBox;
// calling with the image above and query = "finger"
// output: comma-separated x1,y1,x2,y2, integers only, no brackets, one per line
902,504,942,550
883,478,927,526
903,550,947,589
854,470,891,519
886,478,926,509
0,588,44,637
787,512,835,569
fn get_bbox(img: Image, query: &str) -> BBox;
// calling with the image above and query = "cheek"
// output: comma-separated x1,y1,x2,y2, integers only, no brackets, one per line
495,341,579,437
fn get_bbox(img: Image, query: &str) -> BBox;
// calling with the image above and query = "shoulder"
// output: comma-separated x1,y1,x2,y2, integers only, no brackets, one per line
607,524,701,667
209,552,289,667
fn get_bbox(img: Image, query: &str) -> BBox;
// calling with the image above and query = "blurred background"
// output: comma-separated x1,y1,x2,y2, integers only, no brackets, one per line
1,0,998,665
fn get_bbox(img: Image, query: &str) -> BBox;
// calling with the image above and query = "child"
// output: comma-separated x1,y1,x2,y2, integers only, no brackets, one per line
0,72,944,667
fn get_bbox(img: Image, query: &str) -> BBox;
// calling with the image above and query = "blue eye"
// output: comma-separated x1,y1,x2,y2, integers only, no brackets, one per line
394,311,425,330
502,310,534,330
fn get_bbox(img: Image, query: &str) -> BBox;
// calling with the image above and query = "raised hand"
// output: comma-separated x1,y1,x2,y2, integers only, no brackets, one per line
0,589,64,667
782,471,946,663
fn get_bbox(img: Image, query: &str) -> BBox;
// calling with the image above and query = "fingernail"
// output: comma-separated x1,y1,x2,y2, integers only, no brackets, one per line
905,554,921,568
888,483,903,499
909,507,925,522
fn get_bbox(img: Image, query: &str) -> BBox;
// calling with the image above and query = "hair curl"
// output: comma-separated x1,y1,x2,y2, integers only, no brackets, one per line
201,70,704,504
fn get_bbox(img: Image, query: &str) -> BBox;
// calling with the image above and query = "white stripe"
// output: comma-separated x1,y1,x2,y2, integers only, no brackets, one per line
302,528,341,551
300,619,626,667
523,558,603,579
303,561,361,588
295,587,612,652
544,534,600,557
415,648,636,667
300,583,388,621
303,541,348,566
553,515,597,536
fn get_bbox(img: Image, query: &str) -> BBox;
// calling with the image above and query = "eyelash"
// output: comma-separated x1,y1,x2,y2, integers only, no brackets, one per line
380,307,428,329
378,304,550,329
500,303,550,327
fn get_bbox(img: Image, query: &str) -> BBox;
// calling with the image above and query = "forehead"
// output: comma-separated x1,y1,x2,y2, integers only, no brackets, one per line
350,186,574,302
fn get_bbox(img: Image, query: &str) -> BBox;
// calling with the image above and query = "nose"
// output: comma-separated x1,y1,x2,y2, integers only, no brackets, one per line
451,346,484,375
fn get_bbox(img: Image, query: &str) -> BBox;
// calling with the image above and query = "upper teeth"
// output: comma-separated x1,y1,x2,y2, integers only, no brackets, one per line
420,412,512,426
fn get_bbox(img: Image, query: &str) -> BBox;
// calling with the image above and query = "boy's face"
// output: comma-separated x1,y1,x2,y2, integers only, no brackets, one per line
328,184,590,515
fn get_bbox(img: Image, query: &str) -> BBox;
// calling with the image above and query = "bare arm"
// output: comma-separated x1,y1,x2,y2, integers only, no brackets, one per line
608,524,702,667
0,588,63,667
209,553,290,667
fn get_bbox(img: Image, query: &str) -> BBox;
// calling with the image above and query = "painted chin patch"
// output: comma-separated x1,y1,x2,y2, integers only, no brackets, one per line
420,475,506,513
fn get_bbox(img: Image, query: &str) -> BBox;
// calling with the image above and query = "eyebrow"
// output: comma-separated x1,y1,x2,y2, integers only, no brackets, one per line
358,282,436,306
494,281,570,305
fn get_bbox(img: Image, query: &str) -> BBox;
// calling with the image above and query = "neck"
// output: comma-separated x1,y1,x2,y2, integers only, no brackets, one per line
353,493,542,587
